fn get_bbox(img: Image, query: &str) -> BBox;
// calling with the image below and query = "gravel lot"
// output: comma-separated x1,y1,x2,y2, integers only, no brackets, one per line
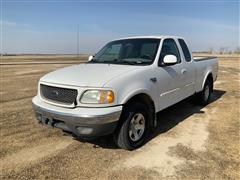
0,56,239,179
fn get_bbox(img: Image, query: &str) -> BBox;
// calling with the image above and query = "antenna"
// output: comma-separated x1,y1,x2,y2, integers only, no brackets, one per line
77,24,79,59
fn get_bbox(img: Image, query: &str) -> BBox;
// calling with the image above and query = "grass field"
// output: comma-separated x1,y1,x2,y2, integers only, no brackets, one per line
0,55,239,179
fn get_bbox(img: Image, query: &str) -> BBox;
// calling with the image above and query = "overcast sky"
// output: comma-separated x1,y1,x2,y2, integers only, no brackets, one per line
1,0,239,54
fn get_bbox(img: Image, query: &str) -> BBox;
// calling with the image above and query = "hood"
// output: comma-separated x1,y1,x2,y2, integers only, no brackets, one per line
40,63,138,87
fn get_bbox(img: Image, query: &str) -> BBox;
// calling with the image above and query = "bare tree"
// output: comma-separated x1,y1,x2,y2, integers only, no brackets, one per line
219,47,229,54
209,47,214,54
234,47,240,54
219,47,225,54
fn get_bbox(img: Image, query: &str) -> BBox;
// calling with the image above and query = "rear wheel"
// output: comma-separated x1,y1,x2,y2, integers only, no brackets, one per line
195,79,213,105
113,102,150,150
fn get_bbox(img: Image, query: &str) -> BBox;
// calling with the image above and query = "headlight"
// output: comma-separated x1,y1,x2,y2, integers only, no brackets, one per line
80,90,114,104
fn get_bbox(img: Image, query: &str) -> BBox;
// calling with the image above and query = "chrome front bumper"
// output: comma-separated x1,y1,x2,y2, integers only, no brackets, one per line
32,96,122,136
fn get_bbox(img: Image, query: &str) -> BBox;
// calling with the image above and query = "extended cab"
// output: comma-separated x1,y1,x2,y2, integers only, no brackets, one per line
32,36,218,150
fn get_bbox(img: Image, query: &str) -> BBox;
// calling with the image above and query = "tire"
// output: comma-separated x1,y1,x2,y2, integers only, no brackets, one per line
113,102,151,150
195,79,213,106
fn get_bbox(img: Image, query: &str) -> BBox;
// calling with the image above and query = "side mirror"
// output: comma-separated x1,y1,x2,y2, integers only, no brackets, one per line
88,55,94,61
163,55,177,65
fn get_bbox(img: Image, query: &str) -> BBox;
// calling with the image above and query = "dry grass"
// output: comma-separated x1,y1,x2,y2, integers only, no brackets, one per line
0,55,239,179
0,54,89,63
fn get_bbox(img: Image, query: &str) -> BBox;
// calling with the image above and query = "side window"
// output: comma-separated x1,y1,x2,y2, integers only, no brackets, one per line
178,39,191,62
159,39,181,66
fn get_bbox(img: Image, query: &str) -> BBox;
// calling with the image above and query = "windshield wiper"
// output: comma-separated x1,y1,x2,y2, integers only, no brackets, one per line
88,59,119,64
120,59,151,65
101,59,119,64
119,60,138,65
89,59,149,65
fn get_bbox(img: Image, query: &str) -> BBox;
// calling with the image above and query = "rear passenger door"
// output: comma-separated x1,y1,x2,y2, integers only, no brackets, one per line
155,38,187,111
178,39,195,98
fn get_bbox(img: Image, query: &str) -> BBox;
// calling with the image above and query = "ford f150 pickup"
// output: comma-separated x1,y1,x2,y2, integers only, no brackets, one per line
32,36,218,150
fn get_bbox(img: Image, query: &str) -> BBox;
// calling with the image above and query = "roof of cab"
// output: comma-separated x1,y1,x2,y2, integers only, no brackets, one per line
113,35,184,41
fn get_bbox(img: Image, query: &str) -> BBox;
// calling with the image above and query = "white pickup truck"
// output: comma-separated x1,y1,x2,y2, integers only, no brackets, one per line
32,36,218,150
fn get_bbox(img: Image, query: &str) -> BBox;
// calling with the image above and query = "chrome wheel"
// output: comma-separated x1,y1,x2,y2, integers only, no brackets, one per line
204,85,210,101
129,113,145,142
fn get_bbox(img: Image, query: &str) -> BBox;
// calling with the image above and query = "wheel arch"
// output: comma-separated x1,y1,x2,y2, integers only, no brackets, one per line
202,72,213,90
121,89,156,110
121,92,156,128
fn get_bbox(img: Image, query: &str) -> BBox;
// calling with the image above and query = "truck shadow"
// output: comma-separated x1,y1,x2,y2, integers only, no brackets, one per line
149,89,226,141
74,89,226,149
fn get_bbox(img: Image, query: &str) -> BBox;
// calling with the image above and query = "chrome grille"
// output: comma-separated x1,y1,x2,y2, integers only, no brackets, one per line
40,84,78,105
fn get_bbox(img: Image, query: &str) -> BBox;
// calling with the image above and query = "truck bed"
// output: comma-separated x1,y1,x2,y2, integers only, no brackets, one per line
193,56,218,93
193,56,217,61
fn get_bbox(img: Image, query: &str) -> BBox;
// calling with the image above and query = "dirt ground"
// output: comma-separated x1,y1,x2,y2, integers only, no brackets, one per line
0,56,239,179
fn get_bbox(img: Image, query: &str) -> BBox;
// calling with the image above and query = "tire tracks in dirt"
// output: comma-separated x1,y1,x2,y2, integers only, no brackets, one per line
0,137,73,174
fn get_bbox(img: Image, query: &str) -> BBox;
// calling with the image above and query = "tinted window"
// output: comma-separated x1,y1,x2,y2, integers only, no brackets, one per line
159,39,181,66
93,38,160,65
140,43,158,60
178,39,191,62
98,44,121,61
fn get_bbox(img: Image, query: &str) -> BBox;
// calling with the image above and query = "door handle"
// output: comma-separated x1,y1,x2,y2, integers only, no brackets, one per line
181,69,187,74
150,77,157,83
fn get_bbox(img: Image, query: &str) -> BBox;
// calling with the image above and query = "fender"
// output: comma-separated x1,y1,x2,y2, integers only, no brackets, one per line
120,88,156,111
202,71,213,90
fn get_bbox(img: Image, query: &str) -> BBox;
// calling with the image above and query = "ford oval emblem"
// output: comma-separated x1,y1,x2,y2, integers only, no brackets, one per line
52,90,59,97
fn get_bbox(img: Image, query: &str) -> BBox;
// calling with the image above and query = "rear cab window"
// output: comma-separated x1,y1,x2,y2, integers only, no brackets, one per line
178,39,192,62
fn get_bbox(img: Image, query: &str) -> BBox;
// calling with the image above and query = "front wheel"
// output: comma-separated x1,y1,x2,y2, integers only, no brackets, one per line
113,102,150,150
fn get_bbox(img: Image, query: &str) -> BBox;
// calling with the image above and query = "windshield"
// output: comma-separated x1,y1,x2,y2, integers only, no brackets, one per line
90,38,160,65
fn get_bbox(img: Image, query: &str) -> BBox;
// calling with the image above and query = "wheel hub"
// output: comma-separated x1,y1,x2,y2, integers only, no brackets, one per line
129,113,145,142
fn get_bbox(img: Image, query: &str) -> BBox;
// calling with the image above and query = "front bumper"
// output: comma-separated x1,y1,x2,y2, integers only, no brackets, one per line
32,96,122,137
